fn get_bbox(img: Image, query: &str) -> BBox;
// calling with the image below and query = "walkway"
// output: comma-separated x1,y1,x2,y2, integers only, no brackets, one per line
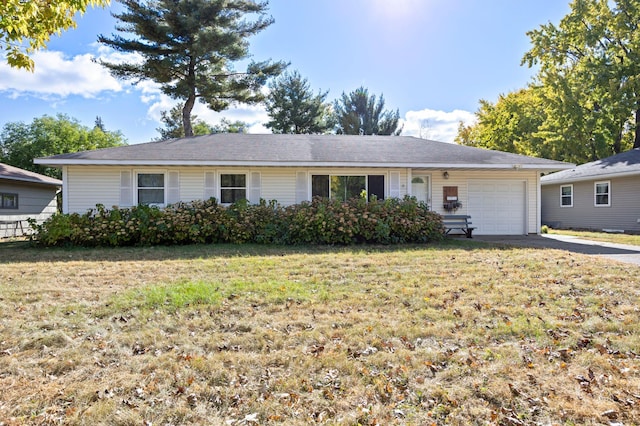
471,234,640,266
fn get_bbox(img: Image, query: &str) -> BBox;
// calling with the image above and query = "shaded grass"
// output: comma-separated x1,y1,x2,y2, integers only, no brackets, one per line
0,240,639,425
550,228,640,246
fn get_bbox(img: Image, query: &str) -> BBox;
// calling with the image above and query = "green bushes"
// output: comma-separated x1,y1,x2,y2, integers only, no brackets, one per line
30,196,444,247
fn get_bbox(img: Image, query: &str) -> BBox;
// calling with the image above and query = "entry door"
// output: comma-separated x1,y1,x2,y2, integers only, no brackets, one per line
411,175,431,208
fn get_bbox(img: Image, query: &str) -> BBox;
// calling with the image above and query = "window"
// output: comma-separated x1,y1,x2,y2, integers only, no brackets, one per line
0,193,18,209
560,185,573,207
311,174,384,202
594,181,610,206
137,173,165,205
221,174,246,203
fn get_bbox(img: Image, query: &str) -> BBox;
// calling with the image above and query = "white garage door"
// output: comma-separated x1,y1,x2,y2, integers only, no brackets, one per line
467,180,526,235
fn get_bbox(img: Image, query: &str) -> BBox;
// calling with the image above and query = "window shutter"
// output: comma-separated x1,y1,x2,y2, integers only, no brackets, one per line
389,172,400,198
249,172,261,204
167,171,180,205
120,170,133,207
204,172,216,200
296,171,308,203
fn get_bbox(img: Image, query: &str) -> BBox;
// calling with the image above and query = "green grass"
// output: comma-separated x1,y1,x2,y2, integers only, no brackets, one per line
549,228,640,245
0,239,639,425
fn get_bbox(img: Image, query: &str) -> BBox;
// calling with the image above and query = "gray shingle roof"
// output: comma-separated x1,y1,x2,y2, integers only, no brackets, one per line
0,162,62,186
36,134,572,170
541,148,640,185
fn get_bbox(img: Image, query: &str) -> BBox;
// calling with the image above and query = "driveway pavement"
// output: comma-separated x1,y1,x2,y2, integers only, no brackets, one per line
469,234,640,266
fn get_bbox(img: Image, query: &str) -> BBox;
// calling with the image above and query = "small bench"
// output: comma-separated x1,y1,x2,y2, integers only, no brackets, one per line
0,220,24,238
442,215,476,238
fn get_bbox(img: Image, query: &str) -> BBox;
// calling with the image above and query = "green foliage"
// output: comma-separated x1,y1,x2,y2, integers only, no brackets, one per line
456,88,547,157
31,197,444,247
334,86,402,136
155,103,216,140
98,0,287,137
265,71,333,134
0,0,110,71
459,0,640,164
0,114,127,179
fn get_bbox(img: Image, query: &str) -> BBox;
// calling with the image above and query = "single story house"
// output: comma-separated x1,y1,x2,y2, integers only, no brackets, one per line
541,148,640,233
35,134,572,235
0,162,62,237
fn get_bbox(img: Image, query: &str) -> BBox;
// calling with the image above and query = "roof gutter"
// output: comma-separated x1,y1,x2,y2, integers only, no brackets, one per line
0,175,62,186
34,158,574,171
541,169,640,185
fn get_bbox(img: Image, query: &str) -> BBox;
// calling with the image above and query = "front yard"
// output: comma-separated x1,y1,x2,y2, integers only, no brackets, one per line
0,240,638,425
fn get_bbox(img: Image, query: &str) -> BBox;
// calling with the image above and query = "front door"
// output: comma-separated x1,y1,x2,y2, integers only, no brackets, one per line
411,175,431,208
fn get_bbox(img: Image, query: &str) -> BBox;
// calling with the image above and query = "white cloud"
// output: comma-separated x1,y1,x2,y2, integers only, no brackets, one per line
400,108,476,143
0,51,122,98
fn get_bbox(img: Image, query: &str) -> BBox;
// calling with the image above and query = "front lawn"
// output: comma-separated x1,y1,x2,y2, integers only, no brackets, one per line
0,241,638,425
549,228,640,246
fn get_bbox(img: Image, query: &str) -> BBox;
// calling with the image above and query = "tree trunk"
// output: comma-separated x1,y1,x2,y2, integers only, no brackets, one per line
183,95,195,137
634,107,640,149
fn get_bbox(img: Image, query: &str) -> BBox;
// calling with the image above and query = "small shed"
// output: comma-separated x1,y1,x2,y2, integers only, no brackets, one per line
0,163,62,237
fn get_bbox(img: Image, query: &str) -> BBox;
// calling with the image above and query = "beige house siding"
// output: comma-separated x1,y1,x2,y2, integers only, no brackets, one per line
0,180,59,237
542,175,640,232
63,166,541,234
425,170,540,234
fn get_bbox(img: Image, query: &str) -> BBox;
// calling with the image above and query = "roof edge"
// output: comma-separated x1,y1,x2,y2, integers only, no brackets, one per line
35,159,573,170
541,169,640,185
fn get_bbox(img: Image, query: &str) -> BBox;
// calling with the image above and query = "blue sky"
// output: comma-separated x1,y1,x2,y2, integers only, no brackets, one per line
0,0,571,144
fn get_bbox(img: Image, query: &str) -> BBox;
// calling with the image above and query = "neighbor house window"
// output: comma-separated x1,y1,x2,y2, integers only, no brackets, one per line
311,175,384,202
594,181,610,206
560,185,573,207
221,173,246,203
0,193,18,209
137,173,165,205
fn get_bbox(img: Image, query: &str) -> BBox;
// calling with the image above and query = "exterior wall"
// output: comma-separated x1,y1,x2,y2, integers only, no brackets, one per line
542,175,640,232
421,169,540,234
64,166,409,213
0,180,59,237
64,166,540,234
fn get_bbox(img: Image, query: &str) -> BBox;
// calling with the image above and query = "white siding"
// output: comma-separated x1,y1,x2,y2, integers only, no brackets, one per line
426,169,540,234
176,168,203,202
67,166,120,213
261,169,297,205
63,166,541,234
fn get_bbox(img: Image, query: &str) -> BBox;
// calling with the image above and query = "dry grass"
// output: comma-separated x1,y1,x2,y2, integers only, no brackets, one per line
0,240,639,425
549,228,640,246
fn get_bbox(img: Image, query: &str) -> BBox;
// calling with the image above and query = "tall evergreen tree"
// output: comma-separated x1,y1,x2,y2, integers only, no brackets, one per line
265,71,332,134
155,104,215,140
98,0,287,137
333,87,402,135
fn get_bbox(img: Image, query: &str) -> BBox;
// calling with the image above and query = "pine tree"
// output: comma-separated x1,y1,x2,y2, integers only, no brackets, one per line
333,87,402,135
265,71,332,134
98,0,287,137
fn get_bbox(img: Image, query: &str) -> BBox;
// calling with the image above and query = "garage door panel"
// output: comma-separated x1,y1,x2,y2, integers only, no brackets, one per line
468,180,526,235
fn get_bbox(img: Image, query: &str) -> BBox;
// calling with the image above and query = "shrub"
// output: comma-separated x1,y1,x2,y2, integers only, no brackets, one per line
31,196,444,247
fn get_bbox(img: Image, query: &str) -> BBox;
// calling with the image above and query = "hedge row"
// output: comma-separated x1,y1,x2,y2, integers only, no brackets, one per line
29,196,445,247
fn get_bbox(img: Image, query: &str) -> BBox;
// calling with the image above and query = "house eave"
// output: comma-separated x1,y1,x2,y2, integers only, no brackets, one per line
34,158,572,171
541,169,640,185
0,175,62,187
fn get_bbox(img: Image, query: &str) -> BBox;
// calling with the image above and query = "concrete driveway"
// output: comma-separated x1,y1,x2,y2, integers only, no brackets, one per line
470,234,640,266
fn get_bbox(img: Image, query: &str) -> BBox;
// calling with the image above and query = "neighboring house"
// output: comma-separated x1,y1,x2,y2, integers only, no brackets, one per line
0,163,62,237
541,148,640,233
35,134,572,235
